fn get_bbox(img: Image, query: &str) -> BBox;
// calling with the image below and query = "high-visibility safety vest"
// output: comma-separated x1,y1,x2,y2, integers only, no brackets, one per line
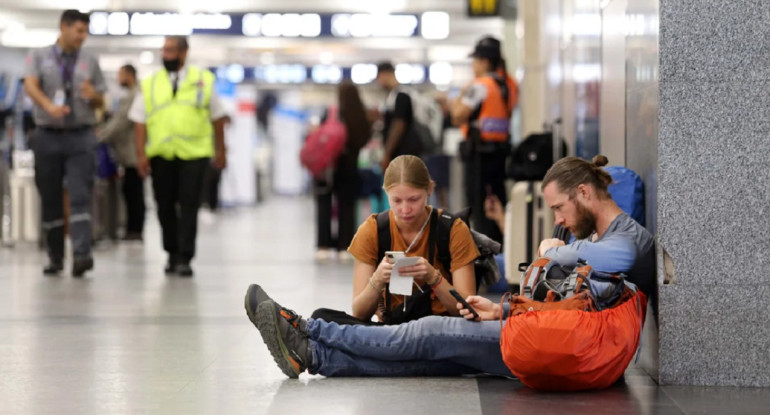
462,74,517,143
142,65,215,160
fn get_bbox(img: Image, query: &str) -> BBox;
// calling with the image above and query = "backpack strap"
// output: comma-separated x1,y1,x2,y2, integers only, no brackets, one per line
426,208,439,265
375,210,391,265
376,210,392,322
435,210,456,279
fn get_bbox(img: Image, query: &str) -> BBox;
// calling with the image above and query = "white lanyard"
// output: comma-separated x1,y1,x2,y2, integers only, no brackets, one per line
403,207,432,254
398,207,433,307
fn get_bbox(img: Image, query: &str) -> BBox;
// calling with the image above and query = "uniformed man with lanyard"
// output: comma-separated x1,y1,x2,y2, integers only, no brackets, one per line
24,10,106,277
451,36,517,245
129,35,227,277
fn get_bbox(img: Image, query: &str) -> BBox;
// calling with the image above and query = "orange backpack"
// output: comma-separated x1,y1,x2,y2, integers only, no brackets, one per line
500,258,647,391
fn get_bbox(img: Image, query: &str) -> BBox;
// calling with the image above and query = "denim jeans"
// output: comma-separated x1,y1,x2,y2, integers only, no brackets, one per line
307,315,512,377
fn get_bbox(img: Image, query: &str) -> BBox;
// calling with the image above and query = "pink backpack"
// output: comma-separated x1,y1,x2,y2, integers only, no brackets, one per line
300,106,347,177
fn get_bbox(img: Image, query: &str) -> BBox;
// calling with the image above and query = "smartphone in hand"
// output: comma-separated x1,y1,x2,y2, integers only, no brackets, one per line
449,289,480,321
385,251,405,264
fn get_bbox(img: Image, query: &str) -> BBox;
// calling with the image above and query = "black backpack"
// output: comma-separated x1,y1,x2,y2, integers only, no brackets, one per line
376,208,502,324
508,133,567,181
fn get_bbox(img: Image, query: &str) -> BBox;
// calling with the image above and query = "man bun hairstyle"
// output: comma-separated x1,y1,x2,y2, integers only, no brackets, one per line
592,154,609,167
542,155,613,199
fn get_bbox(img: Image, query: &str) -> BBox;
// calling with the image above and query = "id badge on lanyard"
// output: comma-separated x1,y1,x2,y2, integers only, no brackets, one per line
53,90,66,106
52,45,78,101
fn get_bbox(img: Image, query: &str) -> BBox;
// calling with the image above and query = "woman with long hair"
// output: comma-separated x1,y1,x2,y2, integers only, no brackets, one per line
315,81,373,263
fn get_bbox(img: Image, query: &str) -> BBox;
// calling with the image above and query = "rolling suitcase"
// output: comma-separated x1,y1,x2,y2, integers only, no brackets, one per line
504,181,555,285
9,170,41,243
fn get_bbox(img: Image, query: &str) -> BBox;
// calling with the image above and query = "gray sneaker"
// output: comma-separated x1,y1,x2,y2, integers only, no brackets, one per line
245,285,308,332
244,284,274,329
255,300,312,378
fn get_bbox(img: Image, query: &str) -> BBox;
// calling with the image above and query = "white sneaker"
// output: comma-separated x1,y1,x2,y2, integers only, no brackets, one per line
314,249,335,264
199,209,216,226
337,251,354,264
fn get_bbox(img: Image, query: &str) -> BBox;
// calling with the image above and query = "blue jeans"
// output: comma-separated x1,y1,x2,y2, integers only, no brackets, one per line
307,316,512,377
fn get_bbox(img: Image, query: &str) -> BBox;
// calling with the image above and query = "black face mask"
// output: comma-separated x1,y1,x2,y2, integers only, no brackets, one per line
163,58,181,72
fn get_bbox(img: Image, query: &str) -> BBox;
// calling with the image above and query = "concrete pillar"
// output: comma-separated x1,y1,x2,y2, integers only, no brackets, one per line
657,0,770,386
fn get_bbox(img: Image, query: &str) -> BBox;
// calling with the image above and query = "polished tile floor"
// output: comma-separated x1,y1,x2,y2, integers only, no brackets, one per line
0,197,767,414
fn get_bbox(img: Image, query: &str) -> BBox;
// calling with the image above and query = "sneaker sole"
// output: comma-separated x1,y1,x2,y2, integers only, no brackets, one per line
244,286,259,329
255,301,301,379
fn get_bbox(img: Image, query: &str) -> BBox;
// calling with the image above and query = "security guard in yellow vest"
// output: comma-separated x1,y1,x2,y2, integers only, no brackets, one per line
129,36,227,277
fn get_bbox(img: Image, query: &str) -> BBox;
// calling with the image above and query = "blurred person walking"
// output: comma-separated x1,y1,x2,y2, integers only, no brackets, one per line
451,36,518,245
129,36,227,277
24,9,106,277
97,64,145,242
376,62,420,169
315,81,372,263
200,115,231,214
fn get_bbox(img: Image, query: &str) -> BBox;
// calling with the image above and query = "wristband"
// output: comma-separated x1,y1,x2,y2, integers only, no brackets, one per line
369,276,385,293
428,270,443,289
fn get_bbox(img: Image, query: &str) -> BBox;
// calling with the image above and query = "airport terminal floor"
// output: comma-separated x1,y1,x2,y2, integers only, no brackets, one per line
0,197,766,415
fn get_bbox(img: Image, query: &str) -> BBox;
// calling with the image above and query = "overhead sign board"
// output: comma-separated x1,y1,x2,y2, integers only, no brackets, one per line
467,0,500,17
89,12,436,38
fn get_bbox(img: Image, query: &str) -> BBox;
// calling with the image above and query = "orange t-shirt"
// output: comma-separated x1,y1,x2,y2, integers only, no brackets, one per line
347,207,480,317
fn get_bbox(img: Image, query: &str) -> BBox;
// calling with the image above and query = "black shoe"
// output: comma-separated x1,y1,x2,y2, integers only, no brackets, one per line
165,256,178,275
43,261,64,276
122,232,143,242
72,257,94,278
255,300,312,378
176,262,193,277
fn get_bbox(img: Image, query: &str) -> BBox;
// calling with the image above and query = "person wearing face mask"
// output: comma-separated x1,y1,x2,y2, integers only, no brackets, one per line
24,10,106,277
97,64,144,242
128,36,227,277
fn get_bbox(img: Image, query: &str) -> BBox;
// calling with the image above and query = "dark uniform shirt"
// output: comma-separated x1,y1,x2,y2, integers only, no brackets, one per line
383,90,416,158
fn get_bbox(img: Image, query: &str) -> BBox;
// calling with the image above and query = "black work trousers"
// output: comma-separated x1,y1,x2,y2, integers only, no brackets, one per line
122,167,146,235
463,148,508,245
150,157,208,262
315,151,359,250
31,127,96,262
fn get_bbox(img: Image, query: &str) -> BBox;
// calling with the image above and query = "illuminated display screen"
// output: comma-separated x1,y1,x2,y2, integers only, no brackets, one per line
209,64,431,85
88,12,442,38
